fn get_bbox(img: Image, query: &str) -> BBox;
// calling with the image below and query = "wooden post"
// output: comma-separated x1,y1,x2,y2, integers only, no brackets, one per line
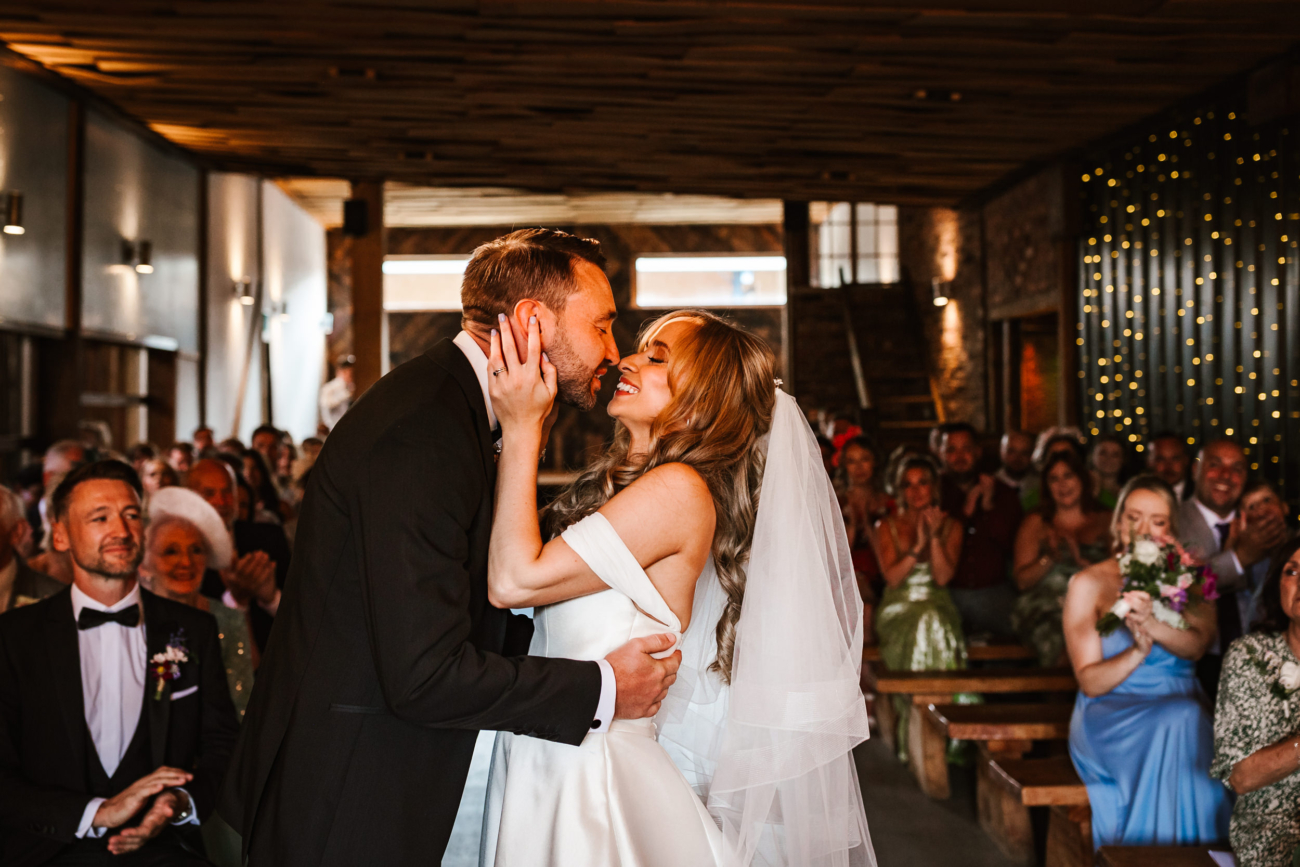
351,181,385,396
782,201,809,397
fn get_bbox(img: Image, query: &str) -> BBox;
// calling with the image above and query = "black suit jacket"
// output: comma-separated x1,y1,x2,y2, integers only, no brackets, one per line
0,587,239,867
3,559,65,611
220,339,602,867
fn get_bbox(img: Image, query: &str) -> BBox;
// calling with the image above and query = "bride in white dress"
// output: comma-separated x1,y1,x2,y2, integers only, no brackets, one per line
479,310,874,867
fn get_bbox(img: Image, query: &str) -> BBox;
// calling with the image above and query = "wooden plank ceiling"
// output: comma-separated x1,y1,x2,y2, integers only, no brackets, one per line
2,1,1298,205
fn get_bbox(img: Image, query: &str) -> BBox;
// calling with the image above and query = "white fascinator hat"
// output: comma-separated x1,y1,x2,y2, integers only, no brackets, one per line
147,487,234,570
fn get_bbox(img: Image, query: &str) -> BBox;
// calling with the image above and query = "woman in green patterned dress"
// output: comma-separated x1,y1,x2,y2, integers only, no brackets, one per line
1011,451,1112,666
875,454,966,759
1212,537,1300,867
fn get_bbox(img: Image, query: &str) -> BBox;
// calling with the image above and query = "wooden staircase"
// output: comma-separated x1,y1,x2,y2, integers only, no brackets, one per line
790,281,942,453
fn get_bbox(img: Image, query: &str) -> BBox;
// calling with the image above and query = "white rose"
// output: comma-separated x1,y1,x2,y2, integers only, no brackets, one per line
1132,539,1161,566
1110,598,1132,620
1280,661,1300,691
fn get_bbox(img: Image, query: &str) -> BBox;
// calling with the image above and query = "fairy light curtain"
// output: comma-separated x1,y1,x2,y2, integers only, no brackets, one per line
1077,102,1299,495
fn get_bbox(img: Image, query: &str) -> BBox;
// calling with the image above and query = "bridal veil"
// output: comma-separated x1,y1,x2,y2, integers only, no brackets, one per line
657,388,875,867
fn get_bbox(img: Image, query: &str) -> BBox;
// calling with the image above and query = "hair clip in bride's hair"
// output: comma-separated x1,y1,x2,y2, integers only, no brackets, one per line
773,378,784,388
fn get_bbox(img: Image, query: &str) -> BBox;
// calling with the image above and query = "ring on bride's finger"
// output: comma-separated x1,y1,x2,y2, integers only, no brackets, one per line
492,367,508,376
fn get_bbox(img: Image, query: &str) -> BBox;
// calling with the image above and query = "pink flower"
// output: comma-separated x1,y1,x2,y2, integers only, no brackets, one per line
1177,573,1193,590
1201,568,1219,601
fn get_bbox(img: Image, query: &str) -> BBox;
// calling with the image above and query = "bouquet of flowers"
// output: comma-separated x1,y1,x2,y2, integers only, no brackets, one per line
1096,536,1218,636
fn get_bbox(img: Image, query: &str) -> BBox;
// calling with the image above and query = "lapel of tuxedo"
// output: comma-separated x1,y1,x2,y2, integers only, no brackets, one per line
426,339,498,488
43,590,86,774
142,591,174,769
1180,499,1218,557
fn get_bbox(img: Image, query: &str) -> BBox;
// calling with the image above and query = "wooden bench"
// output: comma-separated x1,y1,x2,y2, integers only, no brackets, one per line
984,755,1090,867
863,640,1036,665
1096,847,1230,867
912,703,1073,801
867,667,1077,767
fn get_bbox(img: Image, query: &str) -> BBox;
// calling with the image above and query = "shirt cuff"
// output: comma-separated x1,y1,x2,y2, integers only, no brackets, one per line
221,590,248,612
592,658,616,734
170,787,200,827
1230,551,1244,577
77,798,107,839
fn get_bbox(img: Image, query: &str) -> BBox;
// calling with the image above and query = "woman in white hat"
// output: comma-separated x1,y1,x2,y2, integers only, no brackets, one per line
140,486,255,719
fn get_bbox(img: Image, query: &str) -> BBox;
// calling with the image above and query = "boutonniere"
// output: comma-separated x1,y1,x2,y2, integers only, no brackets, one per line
149,629,189,701
1245,642,1300,701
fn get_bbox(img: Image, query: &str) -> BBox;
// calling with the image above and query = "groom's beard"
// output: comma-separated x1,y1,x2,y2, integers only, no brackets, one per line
548,330,602,411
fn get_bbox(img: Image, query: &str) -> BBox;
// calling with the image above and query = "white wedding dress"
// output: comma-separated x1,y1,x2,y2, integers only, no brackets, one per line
480,389,874,867
480,512,724,867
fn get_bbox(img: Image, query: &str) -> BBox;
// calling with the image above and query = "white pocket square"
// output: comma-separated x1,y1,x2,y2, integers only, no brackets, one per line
170,685,199,701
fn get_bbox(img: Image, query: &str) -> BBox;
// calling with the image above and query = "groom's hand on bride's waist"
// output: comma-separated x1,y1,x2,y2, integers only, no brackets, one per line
607,633,681,720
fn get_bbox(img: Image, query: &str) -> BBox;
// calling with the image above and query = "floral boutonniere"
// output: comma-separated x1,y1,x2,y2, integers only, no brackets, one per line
1245,641,1300,702
149,629,189,701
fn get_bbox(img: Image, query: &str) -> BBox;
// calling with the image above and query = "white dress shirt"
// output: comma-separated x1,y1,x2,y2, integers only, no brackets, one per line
71,584,197,838
453,331,616,733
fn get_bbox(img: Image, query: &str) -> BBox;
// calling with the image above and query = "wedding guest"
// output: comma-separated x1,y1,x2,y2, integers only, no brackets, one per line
1063,475,1230,850
1147,432,1191,501
216,438,244,457
1010,452,1112,665
1211,537,1300,867
816,436,835,478
838,435,893,612
240,450,283,525
1089,434,1127,510
140,487,254,719
187,459,287,652
318,354,355,431
0,460,238,865
138,458,178,503
125,444,156,475
939,423,1022,638
875,455,965,759
166,443,194,477
299,437,324,463
995,430,1038,510
0,486,61,613
1235,480,1291,634
192,427,215,455
35,441,90,548
1023,428,1087,513
1180,438,1288,698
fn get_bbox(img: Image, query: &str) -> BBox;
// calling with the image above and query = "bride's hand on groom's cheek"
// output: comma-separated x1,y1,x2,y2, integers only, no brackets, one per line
607,633,682,720
488,313,557,435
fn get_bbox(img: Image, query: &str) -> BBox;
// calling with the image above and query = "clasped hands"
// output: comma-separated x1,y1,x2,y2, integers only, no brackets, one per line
1119,590,1156,657
92,766,193,855
222,550,278,608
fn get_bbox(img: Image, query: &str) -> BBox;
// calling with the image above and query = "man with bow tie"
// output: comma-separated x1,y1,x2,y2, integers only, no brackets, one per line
0,460,238,866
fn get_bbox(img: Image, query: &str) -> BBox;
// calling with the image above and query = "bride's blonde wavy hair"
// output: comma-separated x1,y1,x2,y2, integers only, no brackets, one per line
543,310,776,684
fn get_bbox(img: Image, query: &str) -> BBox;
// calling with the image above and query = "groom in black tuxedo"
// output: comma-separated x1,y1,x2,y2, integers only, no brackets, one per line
221,228,681,866
0,460,239,866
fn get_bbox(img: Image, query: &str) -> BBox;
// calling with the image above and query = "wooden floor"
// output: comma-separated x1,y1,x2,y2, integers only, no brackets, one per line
442,730,1020,867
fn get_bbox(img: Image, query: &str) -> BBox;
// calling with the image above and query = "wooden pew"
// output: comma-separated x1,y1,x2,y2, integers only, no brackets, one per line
868,667,1077,796
985,755,1091,867
863,640,1036,665
1096,847,1228,867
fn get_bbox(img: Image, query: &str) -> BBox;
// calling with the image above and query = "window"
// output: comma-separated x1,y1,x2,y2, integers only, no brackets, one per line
633,255,787,308
382,255,470,311
811,203,899,287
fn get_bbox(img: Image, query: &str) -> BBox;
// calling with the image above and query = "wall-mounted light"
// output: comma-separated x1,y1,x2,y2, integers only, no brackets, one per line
135,240,153,274
931,277,951,307
268,300,289,320
2,192,23,235
233,277,255,305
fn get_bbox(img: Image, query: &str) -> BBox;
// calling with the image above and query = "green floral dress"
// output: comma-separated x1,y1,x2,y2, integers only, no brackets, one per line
209,598,255,720
875,517,973,762
1010,538,1109,667
1211,632,1300,867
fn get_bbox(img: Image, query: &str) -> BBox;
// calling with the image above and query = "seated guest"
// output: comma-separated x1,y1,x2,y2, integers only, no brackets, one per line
1234,480,1291,635
0,460,238,866
1088,434,1127,510
0,486,62,612
138,459,178,505
838,435,893,618
140,488,254,719
876,455,966,758
166,444,194,478
216,438,244,458
995,430,1038,511
299,437,324,463
1023,427,1087,512
186,459,288,652
1212,537,1300,867
1010,452,1112,666
240,450,282,526
1180,438,1289,698
125,444,156,476
1146,431,1192,501
938,423,1022,638
192,428,215,455
1063,475,1230,850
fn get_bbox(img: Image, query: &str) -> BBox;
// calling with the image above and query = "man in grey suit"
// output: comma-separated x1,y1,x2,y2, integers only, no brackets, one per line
1177,438,1287,698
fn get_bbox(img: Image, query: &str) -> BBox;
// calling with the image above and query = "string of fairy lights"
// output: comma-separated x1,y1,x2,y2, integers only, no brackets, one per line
1077,101,1299,493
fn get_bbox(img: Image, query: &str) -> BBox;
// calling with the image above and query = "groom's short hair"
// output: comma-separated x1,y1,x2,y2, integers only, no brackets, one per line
461,228,607,328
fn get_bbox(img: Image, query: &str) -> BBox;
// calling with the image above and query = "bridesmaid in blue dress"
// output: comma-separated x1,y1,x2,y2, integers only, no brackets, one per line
1061,475,1231,849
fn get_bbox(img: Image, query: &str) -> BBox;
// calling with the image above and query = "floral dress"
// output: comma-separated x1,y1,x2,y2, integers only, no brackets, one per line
1211,632,1300,867
1010,538,1110,667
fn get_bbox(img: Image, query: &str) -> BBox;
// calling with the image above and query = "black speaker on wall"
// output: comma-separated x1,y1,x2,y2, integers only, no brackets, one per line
342,198,369,237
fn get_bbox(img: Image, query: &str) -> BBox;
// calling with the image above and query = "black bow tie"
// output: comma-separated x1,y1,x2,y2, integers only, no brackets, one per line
77,606,140,630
